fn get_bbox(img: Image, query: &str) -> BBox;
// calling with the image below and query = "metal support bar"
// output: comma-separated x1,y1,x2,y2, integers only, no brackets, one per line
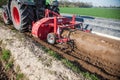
71,15,76,28
54,17,57,34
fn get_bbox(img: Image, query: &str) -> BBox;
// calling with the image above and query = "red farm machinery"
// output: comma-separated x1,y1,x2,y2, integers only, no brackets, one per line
2,0,90,44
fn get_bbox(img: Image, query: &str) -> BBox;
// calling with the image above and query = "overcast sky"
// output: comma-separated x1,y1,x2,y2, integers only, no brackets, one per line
69,0,120,7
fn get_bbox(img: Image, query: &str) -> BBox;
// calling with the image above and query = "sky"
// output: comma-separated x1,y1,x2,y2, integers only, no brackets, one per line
69,0,120,7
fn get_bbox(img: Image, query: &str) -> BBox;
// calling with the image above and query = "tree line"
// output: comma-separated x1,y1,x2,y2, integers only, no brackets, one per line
59,0,93,8
0,0,119,8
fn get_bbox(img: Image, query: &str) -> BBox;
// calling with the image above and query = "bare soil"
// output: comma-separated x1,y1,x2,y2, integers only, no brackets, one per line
0,11,120,80
62,30,120,79
0,25,87,80
0,61,9,80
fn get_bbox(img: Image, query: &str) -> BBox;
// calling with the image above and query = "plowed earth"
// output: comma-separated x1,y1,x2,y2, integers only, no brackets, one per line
62,29,120,79
0,13,120,80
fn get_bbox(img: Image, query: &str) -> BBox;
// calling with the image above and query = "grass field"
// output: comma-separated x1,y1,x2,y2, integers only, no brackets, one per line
60,7,120,19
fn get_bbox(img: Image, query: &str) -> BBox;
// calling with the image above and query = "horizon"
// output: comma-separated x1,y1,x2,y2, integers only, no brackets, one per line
68,0,120,7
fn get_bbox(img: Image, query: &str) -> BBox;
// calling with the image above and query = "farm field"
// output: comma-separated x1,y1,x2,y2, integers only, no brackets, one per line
60,7,120,19
0,5,120,80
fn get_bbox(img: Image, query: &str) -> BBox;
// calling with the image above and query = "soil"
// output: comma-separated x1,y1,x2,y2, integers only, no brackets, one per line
0,25,88,80
0,61,9,80
0,10,120,80
62,30,120,78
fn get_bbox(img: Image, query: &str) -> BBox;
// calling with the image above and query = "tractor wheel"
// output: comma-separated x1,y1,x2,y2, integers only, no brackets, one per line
47,33,56,44
10,1,34,32
2,7,11,24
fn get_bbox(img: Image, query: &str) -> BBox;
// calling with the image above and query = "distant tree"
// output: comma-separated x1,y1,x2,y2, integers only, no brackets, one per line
59,0,93,8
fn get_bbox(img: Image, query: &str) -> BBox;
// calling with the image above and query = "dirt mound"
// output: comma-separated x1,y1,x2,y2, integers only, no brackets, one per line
62,30,120,78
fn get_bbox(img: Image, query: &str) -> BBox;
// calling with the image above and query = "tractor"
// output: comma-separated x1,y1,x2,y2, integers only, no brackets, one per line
2,0,89,44
2,0,59,32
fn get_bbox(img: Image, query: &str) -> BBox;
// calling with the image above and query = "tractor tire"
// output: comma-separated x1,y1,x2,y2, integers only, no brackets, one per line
47,33,56,44
2,6,11,24
10,1,34,32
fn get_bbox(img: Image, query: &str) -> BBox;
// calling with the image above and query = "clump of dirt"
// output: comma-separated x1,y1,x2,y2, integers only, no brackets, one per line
0,47,10,80
0,61,9,80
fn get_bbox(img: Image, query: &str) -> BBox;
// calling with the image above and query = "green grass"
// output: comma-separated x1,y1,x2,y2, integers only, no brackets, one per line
1,49,11,62
41,46,99,80
60,7,120,19
1,49,13,70
62,59,81,73
5,61,13,70
62,59,99,80
16,73,24,80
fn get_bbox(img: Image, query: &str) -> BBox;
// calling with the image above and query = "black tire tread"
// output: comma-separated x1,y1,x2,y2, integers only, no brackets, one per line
20,4,34,32
11,1,34,32
2,6,11,24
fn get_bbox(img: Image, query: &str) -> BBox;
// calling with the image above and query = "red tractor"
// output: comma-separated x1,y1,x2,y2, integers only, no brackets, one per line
2,0,89,44
2,0,59,31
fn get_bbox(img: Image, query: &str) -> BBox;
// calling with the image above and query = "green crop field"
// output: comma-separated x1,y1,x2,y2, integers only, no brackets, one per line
60,7,120,19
